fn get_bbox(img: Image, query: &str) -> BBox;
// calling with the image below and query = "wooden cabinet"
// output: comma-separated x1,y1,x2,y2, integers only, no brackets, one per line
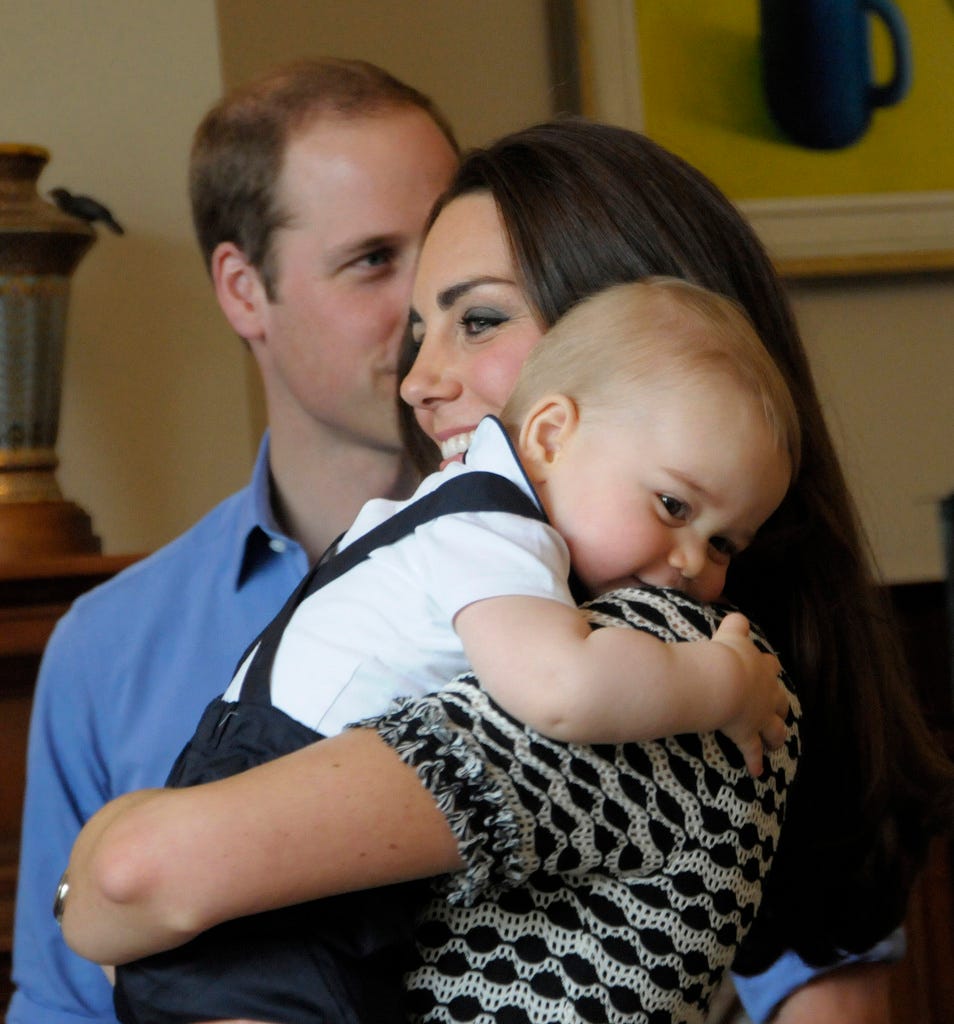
885,582,954,1021
708,581,953,1024
894,834,954,1021
0,554,138,1006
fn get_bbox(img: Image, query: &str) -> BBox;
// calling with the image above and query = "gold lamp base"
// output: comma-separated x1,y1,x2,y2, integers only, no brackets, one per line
0,500,100,561
0,143,101,566
0,452,100,561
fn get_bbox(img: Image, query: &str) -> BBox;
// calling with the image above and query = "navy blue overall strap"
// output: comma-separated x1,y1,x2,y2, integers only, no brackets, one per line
238,470,572,705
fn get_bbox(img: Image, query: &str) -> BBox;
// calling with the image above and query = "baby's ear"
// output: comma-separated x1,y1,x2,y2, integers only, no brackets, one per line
518,394,580,479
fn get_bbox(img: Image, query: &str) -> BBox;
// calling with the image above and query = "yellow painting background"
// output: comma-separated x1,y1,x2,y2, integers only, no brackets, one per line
635,1,954,200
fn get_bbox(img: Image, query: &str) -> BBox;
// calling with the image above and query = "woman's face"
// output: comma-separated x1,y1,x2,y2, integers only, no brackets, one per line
401,192,544,466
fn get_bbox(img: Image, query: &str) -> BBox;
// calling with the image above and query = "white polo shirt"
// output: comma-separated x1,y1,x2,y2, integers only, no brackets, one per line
223,417,575,736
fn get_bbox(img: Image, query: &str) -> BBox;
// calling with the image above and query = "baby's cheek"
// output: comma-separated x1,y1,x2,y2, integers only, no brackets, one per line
695,569,728,604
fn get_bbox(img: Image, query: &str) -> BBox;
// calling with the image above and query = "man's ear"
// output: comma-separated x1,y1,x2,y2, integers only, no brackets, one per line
517,394,580,480
211,242,269,344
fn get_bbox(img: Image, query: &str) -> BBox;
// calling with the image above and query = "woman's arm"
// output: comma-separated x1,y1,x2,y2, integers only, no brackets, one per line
62,727,462,965
64,588,794,971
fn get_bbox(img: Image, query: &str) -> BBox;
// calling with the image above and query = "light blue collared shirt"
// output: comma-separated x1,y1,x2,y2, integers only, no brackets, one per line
732,929,906,1022
8,434,309,1024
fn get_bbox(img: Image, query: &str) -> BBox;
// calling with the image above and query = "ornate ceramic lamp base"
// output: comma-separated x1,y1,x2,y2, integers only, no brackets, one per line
0,453,100,560
0,143,100,565
0,499,100,561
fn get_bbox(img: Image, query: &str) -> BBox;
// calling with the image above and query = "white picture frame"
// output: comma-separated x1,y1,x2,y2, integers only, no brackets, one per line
573,0,954,278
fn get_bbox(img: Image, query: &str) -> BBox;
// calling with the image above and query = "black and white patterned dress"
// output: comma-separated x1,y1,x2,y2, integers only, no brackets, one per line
368,587,801,1024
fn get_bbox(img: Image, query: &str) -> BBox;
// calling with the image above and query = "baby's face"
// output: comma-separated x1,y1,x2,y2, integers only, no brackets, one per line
530,377,792,602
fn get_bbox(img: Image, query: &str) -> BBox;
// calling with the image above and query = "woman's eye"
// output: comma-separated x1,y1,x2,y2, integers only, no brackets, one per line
658,494,689,520
407,314,424,348
461,308,506,335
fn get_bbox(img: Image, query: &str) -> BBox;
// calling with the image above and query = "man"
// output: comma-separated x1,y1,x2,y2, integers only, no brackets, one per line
7,57,459,1024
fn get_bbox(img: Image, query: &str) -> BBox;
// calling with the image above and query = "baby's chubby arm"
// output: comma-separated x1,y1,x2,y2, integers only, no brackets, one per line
453,596,788,775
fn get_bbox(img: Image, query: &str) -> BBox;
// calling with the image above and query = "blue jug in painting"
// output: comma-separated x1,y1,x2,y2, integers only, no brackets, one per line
759,0,912,149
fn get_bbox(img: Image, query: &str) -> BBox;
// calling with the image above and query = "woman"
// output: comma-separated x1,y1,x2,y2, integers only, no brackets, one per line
397,120,954,970
63,120,953,1021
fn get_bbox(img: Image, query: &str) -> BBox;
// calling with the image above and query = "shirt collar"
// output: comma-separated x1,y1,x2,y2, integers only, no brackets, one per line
235,431,306,589
464,416,544,513
466,416,589,606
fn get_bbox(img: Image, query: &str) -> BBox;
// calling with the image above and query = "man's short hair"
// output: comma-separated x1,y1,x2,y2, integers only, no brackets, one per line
190,57,457,298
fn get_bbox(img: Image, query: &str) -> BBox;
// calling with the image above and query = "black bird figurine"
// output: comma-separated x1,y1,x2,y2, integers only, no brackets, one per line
49,187,124,235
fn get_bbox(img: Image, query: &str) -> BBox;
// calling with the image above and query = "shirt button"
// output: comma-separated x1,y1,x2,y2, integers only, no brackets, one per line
268,538,288,554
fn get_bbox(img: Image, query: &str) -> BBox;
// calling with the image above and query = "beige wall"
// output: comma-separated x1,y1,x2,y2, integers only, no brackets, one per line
790,274,954,583
1,0,950,583
215,0,555,148
0,0,252,554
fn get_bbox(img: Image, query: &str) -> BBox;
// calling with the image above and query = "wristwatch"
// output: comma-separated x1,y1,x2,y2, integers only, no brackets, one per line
53,871,70,927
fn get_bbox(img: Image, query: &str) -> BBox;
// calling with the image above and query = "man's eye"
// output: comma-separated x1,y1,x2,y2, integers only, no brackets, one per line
658,494,689,520
358,248,393,269
407,322,424,349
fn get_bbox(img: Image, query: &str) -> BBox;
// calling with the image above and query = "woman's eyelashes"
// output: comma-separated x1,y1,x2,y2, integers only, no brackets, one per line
408,313,424,348
460,307,508,336
407,307,509,349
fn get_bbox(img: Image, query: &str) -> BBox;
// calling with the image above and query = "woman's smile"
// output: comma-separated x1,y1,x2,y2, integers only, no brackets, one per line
439,429,476,462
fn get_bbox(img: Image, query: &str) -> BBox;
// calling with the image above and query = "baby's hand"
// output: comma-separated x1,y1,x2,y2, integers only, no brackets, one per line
711,613,789,777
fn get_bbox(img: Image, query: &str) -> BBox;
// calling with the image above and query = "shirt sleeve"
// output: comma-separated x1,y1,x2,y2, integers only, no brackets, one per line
730,929,907,1023
412,510,575,621
8,612,120,1024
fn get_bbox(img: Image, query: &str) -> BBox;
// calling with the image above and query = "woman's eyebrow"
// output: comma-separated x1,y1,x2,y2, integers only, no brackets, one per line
437,276,512,310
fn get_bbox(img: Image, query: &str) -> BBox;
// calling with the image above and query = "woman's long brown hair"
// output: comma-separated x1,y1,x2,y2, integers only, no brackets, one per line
399,118,954,969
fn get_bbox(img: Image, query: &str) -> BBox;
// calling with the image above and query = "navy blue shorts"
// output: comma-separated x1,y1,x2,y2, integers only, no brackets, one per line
113,697,418,1024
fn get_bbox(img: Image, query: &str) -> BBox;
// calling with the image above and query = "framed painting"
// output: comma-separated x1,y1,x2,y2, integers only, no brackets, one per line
563,0,954,277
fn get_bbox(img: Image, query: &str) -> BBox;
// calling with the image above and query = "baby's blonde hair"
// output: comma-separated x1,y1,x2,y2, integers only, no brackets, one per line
500,277,801,478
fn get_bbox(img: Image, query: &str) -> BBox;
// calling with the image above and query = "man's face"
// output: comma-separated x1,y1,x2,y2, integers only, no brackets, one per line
256,108,458,454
